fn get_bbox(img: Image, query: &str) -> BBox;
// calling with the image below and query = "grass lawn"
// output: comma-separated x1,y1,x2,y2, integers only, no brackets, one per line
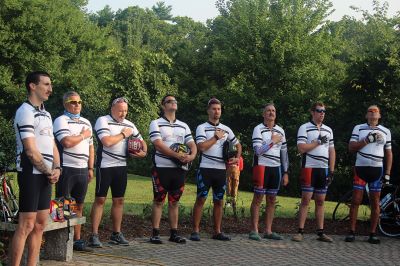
7,172,369,221
81,174,370,220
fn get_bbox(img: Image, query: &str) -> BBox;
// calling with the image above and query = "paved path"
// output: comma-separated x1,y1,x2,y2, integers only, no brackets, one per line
40,234,399,266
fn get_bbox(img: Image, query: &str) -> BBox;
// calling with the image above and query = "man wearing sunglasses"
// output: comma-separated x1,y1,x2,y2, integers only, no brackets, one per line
89,97,147,248
292,102,336,243
149,95,197,244
345,105,392,244
53,91,94,252
11,71,61,266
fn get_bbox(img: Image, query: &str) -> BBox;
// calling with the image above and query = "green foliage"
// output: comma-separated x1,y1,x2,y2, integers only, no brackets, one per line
0,117,15,168
152,1,173,21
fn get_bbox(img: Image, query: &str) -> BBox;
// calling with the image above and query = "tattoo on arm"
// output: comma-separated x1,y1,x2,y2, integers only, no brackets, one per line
28,154,52,176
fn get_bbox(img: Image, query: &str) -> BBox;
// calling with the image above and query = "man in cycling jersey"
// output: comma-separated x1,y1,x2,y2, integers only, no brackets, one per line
292,102,336,243
149,95,197,244
249,103,289,241
11,71,61,266
345,105,392,244
53,91,94,251
190,98,242,241
88,97,147,247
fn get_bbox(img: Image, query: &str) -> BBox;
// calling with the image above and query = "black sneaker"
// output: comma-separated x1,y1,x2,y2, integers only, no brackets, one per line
150,235,163,244
169,234,186,244
212,232,231,241
368,234,380,244
73,239,93,252
109,232,129,246
345,234,355,242
189,232,201,241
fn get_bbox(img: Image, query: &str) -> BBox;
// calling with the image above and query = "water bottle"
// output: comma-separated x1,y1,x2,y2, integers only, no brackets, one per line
380,193,393,209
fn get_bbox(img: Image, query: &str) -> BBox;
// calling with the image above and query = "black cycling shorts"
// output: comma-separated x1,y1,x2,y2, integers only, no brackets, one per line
196,168,226,201
56,166,88,204
152,167,186,203
353,166,383,192
18,171,51,212
95,166,127,198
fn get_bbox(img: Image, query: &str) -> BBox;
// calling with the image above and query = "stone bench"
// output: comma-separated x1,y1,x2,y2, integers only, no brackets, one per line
1,216,86,264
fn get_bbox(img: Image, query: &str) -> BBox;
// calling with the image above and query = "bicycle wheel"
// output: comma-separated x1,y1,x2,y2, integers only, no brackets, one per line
378,199,400,237
332,190,352,221
0,199,13,222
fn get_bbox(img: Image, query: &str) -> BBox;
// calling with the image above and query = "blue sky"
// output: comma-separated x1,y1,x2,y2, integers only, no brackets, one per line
86,0,400,23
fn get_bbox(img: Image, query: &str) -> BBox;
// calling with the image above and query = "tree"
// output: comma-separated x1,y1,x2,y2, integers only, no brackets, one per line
152,1,173,21
89,5,115,28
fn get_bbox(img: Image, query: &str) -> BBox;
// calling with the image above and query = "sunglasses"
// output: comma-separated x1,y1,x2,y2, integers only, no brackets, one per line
164,99,178,104
368,108,379,113
314,108,326,113
112,97,128,106
65,100,82,105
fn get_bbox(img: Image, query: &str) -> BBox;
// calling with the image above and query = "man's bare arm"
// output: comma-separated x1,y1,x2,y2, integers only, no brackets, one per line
22,137,52,175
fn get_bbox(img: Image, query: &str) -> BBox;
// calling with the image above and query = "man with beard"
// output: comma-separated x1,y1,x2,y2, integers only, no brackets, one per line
190,98,242,241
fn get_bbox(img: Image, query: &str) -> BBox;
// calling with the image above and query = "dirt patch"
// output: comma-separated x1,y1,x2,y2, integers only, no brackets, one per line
82,215,371,240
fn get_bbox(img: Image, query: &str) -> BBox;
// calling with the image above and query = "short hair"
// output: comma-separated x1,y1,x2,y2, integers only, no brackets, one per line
63,91,80,103
161,94,175,105
263,103,275,109
310,102,325,111
207,97,222,109
367,105,380,112
25,71,50,93
111,97,128,106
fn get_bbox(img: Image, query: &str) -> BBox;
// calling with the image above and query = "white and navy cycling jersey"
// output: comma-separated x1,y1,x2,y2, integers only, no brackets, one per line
350,123,391,167
95,115,142,168
14,102,54,174
297,121,334,168
149,117,194,168
196,122,239,170
252,123,288,171
53,114,93,168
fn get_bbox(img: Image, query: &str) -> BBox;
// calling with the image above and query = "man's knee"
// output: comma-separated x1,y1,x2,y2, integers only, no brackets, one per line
300,197,311,207
95,197,106,205
266,195,276,205
213,200,223,207
112,197,124,205
153,200,164,208
252,194,263,206
315,198,325,207
196,196,207,204
168,201,179,208
351,190,364,206
17,213,40,235
16,221,35,236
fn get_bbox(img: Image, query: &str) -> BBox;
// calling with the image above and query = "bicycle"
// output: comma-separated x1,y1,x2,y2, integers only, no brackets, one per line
332,187,370,221
0,167,18,223
378,184,400,237
332,183,400,237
